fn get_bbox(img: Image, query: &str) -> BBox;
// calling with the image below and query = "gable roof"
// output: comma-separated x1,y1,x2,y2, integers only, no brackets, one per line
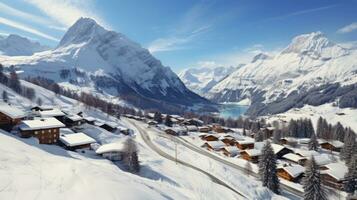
321,163,348,181
39,109,65,117
0,102,26,119
19,117,65,131
203,141,225,150
282,153,307,162
318,139,344,148
60,132,96,147
243,149,262,157
66,114,83,122
279,165,305,178
96,142,126,154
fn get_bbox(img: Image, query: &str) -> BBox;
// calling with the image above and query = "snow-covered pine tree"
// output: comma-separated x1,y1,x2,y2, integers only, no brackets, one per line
2,90,8,102
255,130,264,142
316,117,323,138
123,138,140,173
153,112,163,123
272,129,282,144
242,125,247,136
344,153,357,195
309,133,319,151
288,119,298,137
164,115,173,127
333,122,345,142
302,156,327,200
341,128,356,164
258,141,280,194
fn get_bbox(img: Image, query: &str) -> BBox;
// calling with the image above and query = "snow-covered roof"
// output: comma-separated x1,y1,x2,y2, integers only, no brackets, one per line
66,114,83,121
243,149,262,157
321,163,348,181
103,121,118,129
60,132,96,147
318,139,344,148
222,146,240,154
32,105,54,110
19,117,65,131
236,140,254,145
282,153,306,162
96,142,125,154
60,128,75,134
295,149,319,157
0,102,26,119
313,154,333,166
271,144,291,154
203,141,225,150
147,113,155,118
186,125,198,131
84,116,95,122
281,137,297,142
170,114,182,119
39,109,65,117
279,165,305,178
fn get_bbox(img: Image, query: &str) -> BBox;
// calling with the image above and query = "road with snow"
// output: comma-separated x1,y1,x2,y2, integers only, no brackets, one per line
129,119,247,199
128,119,303,199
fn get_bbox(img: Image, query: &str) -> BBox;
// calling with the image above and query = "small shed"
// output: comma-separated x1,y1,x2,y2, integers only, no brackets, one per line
59,132,96,150
95,142,126,161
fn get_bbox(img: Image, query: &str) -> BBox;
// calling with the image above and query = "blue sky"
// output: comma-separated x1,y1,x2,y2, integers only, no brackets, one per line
0,0,357,72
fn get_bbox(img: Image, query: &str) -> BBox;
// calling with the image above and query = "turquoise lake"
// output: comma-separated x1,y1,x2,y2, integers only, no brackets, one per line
218,103,249,119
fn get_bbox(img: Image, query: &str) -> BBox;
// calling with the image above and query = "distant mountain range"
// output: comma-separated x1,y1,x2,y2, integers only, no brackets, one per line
0,18,212,113
181,32,357,116
0,34,49,56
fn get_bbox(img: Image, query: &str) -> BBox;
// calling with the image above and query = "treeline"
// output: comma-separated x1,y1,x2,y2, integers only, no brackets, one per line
0,64,36,101
25,76,140,116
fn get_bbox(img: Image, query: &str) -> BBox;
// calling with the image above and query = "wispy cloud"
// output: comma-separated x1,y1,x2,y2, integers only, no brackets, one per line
0,2,49,25
337,22,357,34
0,16,59,41
148,2,214,53
265,5,337,21
24,0,107,28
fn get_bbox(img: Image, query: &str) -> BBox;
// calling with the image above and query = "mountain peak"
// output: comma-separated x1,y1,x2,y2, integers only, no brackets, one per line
58,17,107,47
0,34,49,56
281,32,348,58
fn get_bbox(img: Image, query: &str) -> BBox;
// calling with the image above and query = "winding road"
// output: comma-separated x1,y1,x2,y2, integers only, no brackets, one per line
129,119,247,199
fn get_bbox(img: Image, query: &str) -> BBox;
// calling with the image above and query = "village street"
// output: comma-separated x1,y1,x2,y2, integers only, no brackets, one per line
127,118,304,200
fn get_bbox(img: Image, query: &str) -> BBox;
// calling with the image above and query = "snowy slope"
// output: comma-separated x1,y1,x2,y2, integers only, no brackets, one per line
0,18,210,112
0,34,49,56
207,32,357,115
179,65,239,95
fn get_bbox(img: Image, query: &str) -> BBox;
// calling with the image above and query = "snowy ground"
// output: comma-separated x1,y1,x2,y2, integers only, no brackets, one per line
263,103,357,132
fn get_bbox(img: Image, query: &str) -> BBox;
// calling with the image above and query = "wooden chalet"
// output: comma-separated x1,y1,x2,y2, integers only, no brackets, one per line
39,108,66,122
18,117,65,144
183,118,204,126
277,165,305,182
0,103,26,130
63,114,83,127
220,136,236,146
100,122,118,132
220,146,240,157
282,153,307,166
319,140,344,152
271,144,293,159
59,132,96,150
201,141,225,151
185,125,198,132
200,134,219,141
240,149,262,163
212,124,228,133
236,140,254,150
198,126,212,133
320,163,348,190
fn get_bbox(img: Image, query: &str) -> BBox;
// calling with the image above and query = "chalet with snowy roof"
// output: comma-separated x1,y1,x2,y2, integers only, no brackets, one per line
236,140,254,150
219,135,237,146
39,109,66,122
282,153,307,166
271,144,294,159
200,134,219,141
280,137,297,145
185,125,198,132
19,117,65,144
183,118,204,126
318,140,344,152
83,117,95,125
164,126,187,136
59,132,96,150
212,124,228,133
321,163,348,190
198,126,211,133
202,141,225,151
0,103,26,130
277,165,305,182
100,121,118,132
240,149,262,163
64,114,83,127
147,120,158,126
219,146,240,157
95,142,126,161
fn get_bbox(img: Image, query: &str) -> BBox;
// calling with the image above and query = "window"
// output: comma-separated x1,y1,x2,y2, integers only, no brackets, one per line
42,130,44,134
54,139,57,143
53,129,57,133
34,131,38,135
49,129,51,133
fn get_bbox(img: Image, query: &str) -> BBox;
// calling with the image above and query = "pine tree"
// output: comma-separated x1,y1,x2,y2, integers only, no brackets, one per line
308,133,319,151
272,129,282,144
242,125,247,136
255,130,264,142
2,90,8,102
344,153,357,195
341,128,356,164
302,156,327,200
153,112,162,123
288,119,298,137
123,138,140,173
333,122,345,142
316,117,324,138
164,115,173,127
258,141,280,194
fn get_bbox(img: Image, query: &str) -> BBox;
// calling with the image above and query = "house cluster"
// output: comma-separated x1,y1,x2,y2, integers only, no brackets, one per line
0,102,131,161
194,125,348,190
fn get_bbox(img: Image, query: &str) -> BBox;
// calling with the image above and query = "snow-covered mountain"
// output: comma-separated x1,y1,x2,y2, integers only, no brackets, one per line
207,32,357,115
179,65,240,95
0,18,211,112
0,34,49,56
